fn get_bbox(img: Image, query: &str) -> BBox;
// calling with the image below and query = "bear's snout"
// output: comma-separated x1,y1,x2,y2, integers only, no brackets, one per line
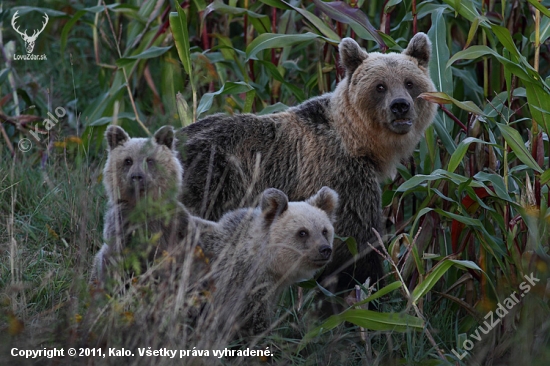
129,171,147,193
388,97,414,134
390,98,410,118
318,245,332,260
131,172,145,183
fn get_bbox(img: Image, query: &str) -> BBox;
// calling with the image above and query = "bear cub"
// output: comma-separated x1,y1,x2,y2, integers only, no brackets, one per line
196,187,339,339
92,125,193,286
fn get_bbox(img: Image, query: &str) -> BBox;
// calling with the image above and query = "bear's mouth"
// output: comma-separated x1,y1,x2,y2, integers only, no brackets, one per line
310,258,331,268
128,184,147,197
390,119,412,134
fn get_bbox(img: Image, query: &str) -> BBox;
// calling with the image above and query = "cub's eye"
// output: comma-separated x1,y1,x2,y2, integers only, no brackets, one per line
146,158,154,164
124,158,133,166
298,230,309,238
322,229,328,236
376,84,386,92
406,81,414,89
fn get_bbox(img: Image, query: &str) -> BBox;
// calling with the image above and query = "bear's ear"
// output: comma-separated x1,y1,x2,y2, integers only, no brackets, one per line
306,187,339,221
260,188,289,226
403,32,431,68
339,38,368,77
154,126,176,150
105,125,130,150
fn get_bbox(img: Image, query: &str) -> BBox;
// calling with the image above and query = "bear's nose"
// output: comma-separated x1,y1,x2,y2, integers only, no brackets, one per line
318,245,332,260
390,98,410,117
131,173,144,182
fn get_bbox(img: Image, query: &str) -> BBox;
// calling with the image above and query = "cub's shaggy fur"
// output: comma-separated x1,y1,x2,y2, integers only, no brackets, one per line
177,34,437,296
197,187,339,339
92,125,193,285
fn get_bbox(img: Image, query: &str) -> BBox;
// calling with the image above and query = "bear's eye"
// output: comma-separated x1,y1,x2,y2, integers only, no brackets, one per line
322,229,328,236
406,81,414,89
376,84,386,92
124,158,133,166
298,230,309,238
146,158,155,164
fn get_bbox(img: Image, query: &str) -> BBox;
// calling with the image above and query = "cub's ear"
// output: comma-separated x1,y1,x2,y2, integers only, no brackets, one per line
105,125,130,150
260,188,289,226
154,126,176,150
306,187,339,222
339,38,368,77
403,32,431,67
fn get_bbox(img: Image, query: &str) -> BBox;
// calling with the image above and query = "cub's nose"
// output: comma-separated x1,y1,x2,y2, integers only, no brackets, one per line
390,98,410,117
319,245,332,260
131,173,144,182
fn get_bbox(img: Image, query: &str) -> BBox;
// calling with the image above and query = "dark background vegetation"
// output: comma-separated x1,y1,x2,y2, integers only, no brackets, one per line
1,0,550,364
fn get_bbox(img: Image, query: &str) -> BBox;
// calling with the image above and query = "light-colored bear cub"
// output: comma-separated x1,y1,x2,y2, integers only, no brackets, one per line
92,125,192,286
196,187,339,339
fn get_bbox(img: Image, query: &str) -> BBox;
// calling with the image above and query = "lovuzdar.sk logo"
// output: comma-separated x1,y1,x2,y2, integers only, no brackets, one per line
11,10,48,61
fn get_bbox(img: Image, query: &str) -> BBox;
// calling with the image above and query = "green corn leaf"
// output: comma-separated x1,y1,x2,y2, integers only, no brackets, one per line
258,0,340,41
526,0,550,19
411,259,481,304
246,33,332,60
301,308,424,348
541,169,550,186
419,92,486,116
196,82,254,116
428,8,453,98
169,5,192,77
116,46,172,67
448,137,494,173
497,124,543,173
525,83,550,135
311,0,385,46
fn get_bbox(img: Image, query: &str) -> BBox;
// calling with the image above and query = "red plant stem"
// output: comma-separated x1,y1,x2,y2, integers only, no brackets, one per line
271,7,277,104
410,156,416,213
412,0,417,34
201,14,209,50
349,0,356,39
244,5,254,82
271,7,277,65
533,132,543,207
439,104,467,132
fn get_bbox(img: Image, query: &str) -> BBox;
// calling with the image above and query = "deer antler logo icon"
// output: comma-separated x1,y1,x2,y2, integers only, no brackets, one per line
11,11,49,54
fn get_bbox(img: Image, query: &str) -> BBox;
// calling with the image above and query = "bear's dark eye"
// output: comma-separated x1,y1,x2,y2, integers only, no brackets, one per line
124,158,133,166
322,229,328,236
406,81,414,89
146,158,154,164
376,84,386,92
298,230,309,238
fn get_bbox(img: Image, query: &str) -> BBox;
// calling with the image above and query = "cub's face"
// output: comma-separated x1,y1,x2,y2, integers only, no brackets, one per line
340,33,437,136
103,126,182,204
259,187,339,284
270,203,335,281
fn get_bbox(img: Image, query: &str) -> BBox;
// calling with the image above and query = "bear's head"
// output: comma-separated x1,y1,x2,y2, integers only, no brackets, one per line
260,187,339,285
103,125,183,204
335,33,437,178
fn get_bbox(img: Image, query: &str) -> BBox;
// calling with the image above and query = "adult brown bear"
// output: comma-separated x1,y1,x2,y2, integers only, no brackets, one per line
176,34,437,299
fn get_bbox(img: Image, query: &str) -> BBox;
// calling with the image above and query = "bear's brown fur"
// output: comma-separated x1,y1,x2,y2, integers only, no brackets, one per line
92,125,194,286
196,187,338,341
177,33,437,299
